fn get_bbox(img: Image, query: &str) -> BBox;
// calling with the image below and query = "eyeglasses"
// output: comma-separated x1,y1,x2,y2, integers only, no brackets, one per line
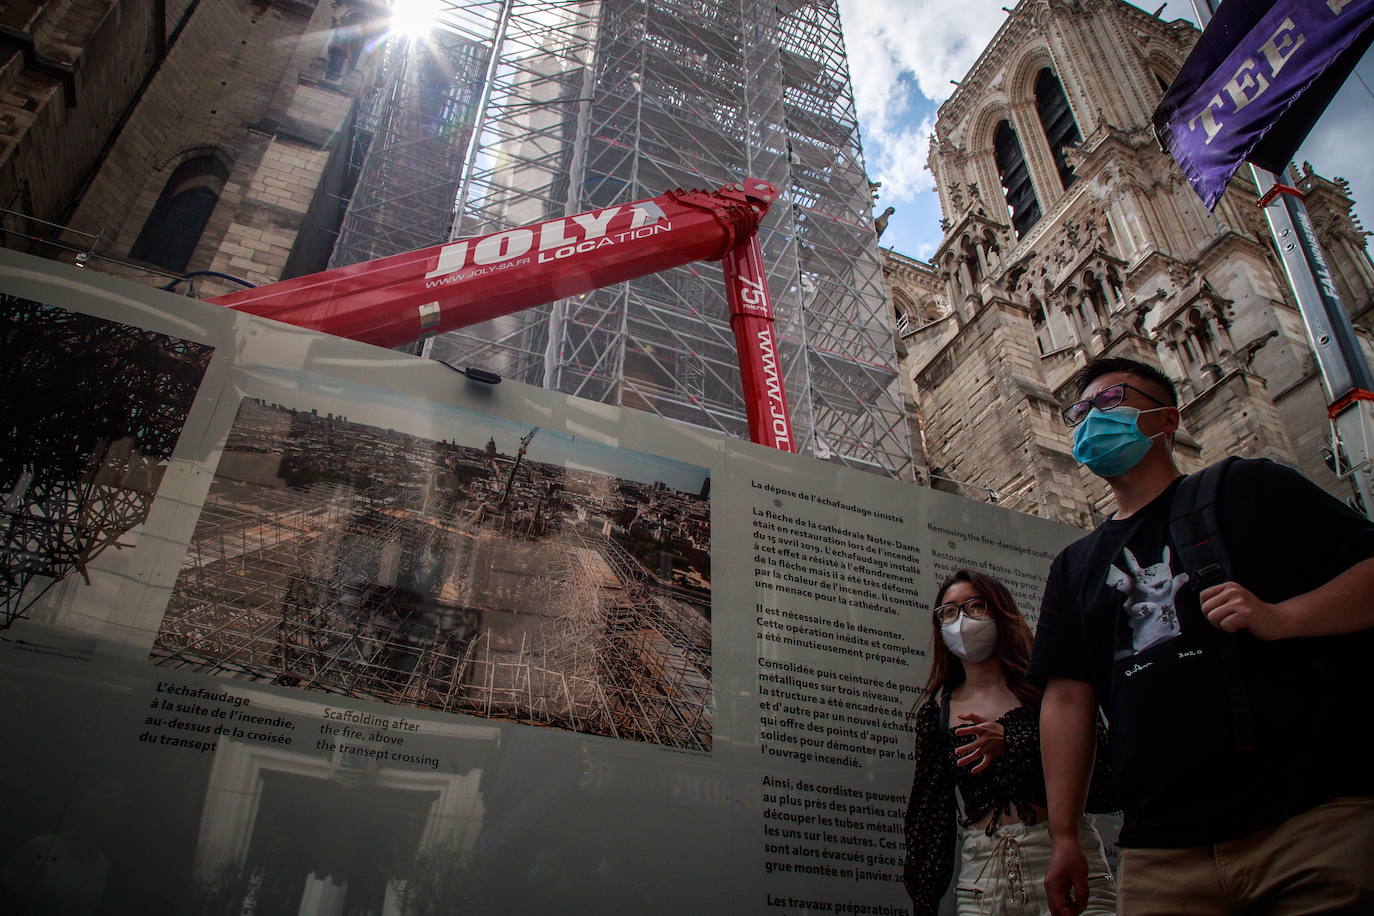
934,597,991,624
1061,382,1171,427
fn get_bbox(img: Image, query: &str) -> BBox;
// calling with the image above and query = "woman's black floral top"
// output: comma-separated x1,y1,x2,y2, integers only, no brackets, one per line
901,700,1117,914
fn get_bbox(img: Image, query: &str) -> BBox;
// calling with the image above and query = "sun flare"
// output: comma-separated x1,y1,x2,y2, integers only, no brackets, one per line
389,0,438,39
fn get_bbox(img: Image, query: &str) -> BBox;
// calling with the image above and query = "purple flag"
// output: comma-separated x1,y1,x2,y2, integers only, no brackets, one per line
1152,0,1374,209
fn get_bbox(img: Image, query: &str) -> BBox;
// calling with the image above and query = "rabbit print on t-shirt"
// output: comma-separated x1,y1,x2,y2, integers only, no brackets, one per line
1106,546,1190,655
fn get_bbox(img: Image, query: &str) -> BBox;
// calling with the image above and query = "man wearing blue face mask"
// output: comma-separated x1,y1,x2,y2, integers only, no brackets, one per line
1027,357,1374,916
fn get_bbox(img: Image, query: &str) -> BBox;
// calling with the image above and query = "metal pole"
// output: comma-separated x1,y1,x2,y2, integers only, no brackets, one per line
1190,0,1374,516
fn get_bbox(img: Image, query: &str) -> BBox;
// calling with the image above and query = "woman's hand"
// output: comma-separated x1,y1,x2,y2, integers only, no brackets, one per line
953,713,1004,774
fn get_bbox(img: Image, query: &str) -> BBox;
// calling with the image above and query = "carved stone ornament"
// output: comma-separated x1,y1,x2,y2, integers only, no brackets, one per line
950,184,966,212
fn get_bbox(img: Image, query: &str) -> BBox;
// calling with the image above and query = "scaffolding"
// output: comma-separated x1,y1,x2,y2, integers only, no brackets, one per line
0,297,213,627
387,0,912,478
151,401,713,750
328,30,489,268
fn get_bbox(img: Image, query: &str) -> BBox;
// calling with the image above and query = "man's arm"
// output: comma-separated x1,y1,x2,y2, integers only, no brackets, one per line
1202,556,1374,640
1041,676,1098,916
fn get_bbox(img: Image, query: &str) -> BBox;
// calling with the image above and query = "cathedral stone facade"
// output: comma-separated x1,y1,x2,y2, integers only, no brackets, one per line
1,0,383,297
883,0,1374,527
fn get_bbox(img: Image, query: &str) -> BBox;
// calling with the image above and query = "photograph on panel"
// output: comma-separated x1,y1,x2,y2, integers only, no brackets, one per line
150,397,713,750
0,296,215,632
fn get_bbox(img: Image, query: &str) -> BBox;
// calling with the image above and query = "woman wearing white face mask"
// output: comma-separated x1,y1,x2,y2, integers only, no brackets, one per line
903,570,1117,916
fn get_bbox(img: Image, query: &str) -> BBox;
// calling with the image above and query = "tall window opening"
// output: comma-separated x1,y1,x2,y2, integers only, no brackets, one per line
994,120,1040,237
892,290,914,333
1030,295,1050,354
129,156,229,272
961,236,981,286
1172,323,1196,364
1083,271,1108,325
1034,68,1081,191
1188,308,1217,362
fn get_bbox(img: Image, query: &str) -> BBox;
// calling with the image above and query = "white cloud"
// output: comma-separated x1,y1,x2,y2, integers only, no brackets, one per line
867,115,938,201
839,0,1008,222
840,0,1008,115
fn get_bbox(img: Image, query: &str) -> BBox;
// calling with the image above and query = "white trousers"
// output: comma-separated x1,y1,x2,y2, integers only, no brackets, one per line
954,817,1117,916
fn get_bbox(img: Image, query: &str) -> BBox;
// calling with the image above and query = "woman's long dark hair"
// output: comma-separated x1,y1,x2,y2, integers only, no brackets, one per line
916,568,1041,711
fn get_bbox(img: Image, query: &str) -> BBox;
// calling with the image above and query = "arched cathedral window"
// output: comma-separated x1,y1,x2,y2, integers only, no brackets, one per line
129,155,229,273
1034,68,1081,191
994,120,1041,237
892,290,914,334
1082,271,1109,325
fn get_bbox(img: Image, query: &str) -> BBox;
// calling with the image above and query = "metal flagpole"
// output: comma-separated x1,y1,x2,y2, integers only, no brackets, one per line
1190,0,1374,517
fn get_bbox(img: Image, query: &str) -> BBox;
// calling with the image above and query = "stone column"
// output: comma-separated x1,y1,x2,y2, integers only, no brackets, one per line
958,257,975,297
984,235,1004,274
1097,274,1119,313
973,239,990,278
1061,301,1087,348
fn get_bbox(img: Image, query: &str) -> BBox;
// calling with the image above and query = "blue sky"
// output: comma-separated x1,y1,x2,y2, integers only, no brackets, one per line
838,0,1374,264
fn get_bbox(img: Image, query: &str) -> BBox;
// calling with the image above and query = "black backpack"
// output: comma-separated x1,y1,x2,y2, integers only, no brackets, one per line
1167,456,1257,750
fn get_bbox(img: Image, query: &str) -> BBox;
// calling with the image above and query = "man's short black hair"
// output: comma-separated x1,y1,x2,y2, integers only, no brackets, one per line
1069,357,1178,406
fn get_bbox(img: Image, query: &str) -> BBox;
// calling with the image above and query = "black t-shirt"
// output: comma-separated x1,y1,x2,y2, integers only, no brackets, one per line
1029,458,1374,848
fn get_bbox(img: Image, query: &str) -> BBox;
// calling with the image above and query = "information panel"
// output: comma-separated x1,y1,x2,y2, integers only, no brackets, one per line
0,250,1088,915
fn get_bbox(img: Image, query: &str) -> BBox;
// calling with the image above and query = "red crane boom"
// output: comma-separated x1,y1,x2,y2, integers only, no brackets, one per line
211,178,795,452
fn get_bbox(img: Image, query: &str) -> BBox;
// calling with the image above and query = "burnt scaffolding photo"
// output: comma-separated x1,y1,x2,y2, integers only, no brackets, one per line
151,399,713,750
0,296,214,628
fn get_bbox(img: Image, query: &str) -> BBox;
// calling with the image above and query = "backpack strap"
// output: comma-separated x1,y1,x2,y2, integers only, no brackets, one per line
1168,456,1256,751
1169,456,1238,589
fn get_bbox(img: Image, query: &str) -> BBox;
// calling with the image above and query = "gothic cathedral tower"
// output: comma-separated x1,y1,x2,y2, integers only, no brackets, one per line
885,0,1374,525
